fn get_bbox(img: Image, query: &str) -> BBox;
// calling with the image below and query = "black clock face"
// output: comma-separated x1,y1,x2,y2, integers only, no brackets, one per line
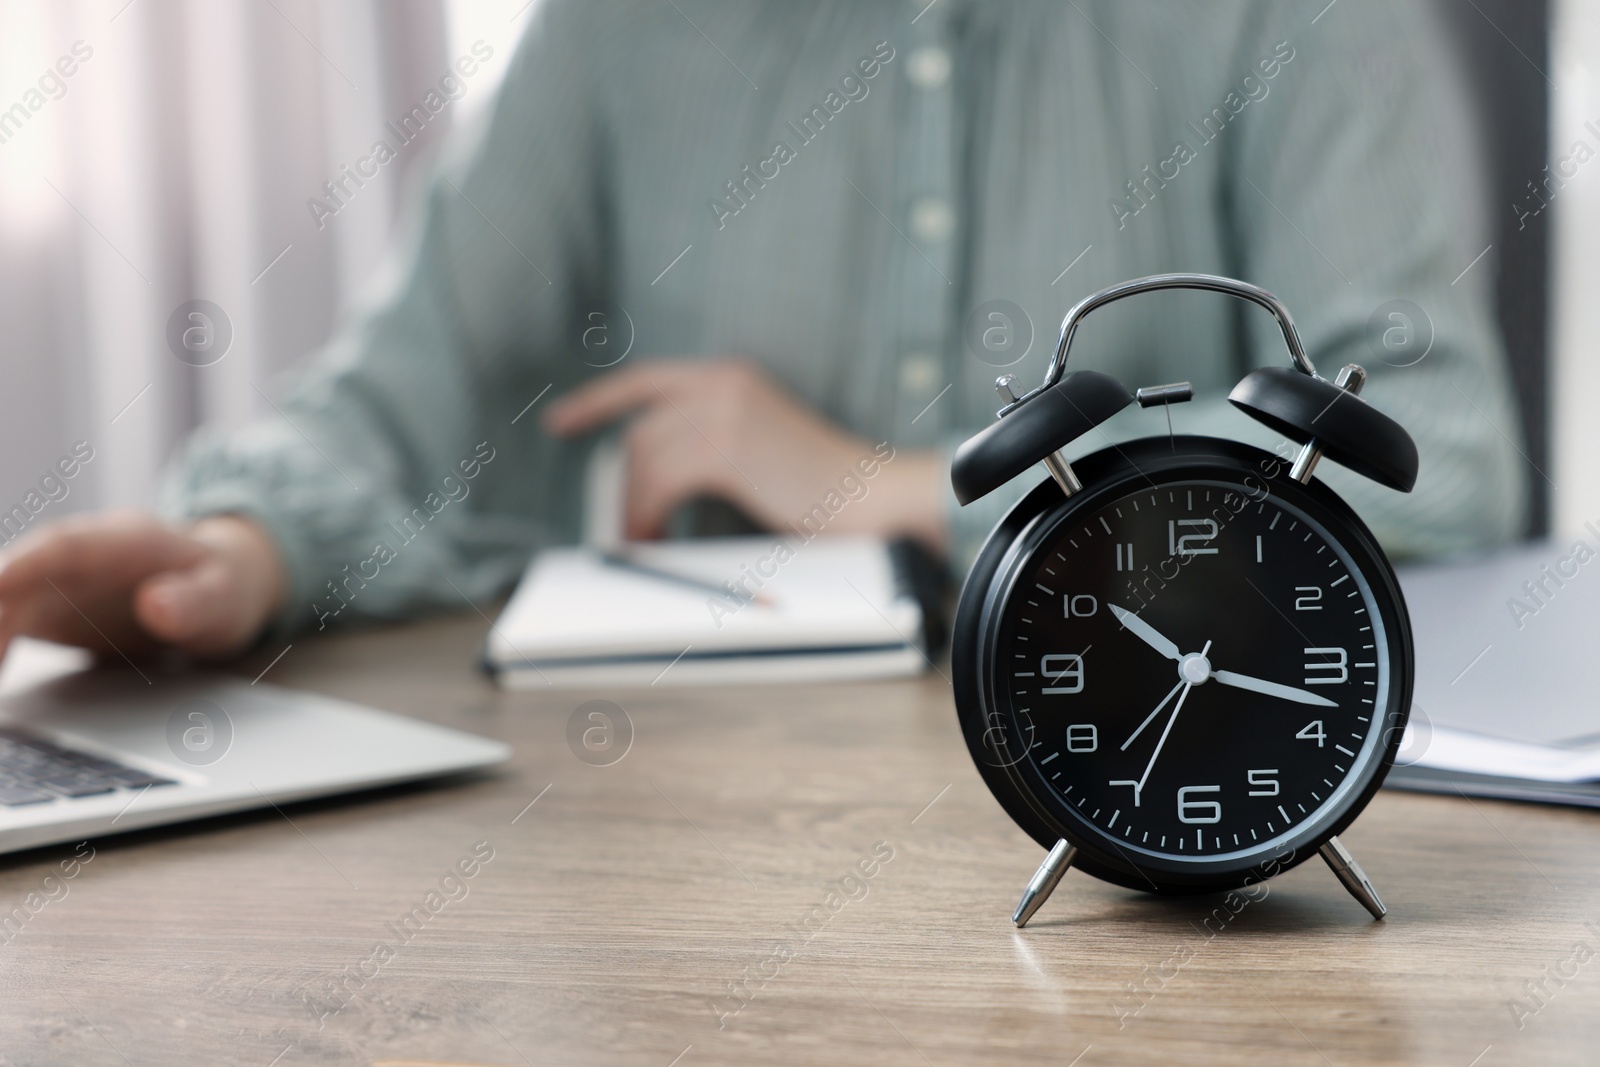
988,477,1392,866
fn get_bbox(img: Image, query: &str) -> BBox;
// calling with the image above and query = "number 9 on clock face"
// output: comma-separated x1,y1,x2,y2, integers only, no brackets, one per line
955,439,1413,894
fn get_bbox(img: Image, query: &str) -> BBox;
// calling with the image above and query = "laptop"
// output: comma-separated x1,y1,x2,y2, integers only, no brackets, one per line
0,639,510,856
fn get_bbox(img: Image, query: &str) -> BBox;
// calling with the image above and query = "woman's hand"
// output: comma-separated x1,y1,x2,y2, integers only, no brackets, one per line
0,512,287,664
544,359,948,552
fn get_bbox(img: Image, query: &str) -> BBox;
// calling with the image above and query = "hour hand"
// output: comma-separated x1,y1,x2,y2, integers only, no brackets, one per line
1108,604,1181,661
1212,669,1338,707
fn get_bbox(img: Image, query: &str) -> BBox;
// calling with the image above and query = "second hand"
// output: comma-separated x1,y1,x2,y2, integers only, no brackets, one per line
1123,639,1211,806
1121,679,1186,751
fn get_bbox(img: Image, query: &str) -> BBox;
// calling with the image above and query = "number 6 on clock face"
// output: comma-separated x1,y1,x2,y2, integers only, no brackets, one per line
1178,786,1222,824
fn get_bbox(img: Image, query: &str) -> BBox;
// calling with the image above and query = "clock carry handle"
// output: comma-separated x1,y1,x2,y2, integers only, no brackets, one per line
950,273,1419,506
1003,272,1318,413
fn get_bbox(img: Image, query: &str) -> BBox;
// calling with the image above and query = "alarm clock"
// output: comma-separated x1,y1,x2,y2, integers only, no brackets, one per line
950,274,1417,926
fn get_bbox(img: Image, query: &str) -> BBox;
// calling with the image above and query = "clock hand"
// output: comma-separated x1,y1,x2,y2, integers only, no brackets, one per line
1111,683,1194,808
1112,640,1209,806
1212,669,1338,708
1108,604,1181,662
1120,679,1186,751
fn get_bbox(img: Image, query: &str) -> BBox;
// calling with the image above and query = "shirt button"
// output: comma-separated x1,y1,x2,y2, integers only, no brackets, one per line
900,352,941,394
906,47,951,90
909,197,955,244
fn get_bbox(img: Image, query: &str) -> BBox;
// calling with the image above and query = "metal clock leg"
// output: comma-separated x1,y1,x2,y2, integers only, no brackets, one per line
1013,839,1077,927
1319,835,1387,919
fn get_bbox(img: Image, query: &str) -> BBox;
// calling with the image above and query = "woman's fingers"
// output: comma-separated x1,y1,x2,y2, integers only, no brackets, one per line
135,517,285,658
544,361,694,436
0,512,204,598
622,407,734,538
132,568,211,646
0,513,284,664
133,561,251,655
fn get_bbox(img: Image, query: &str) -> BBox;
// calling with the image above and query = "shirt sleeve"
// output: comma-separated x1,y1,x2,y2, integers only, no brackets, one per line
944,1,1528,571
162,1,608,637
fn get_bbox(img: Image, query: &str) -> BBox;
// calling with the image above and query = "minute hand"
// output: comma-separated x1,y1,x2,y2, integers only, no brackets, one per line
1212,669,1338,708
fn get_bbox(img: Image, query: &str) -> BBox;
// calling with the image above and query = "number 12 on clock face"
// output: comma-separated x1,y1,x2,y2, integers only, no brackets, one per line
1120,519,1225,570
1169,518,1219,557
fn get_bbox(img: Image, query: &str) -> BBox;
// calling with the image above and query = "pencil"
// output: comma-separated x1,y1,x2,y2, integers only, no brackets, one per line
598,550,775,608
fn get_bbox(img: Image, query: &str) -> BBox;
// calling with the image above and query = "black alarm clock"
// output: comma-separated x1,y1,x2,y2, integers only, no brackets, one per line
950,274,1417,926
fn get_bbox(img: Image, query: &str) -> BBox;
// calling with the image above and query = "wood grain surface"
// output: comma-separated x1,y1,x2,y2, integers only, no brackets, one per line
0,610,1597,1066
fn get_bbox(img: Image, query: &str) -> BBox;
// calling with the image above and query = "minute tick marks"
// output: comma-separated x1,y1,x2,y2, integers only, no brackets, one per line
996,477,1392,861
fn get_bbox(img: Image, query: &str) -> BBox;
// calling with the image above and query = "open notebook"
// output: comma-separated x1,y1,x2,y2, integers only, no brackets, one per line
484,535,927,688
1387,537,1600,808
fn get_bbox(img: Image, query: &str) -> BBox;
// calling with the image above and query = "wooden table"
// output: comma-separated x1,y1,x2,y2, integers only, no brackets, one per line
1,611,1598,1066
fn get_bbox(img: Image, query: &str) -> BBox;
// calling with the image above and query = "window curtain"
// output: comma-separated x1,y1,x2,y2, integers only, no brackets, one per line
0,0,488,533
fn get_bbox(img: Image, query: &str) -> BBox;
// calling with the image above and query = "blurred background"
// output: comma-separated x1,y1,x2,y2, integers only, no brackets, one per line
0,0,519,518
2,0,1599,540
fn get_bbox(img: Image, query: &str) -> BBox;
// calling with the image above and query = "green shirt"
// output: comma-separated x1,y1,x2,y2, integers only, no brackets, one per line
167,0,1528,635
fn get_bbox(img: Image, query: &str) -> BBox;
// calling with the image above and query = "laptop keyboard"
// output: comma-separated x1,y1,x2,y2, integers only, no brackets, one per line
0,728,177,806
